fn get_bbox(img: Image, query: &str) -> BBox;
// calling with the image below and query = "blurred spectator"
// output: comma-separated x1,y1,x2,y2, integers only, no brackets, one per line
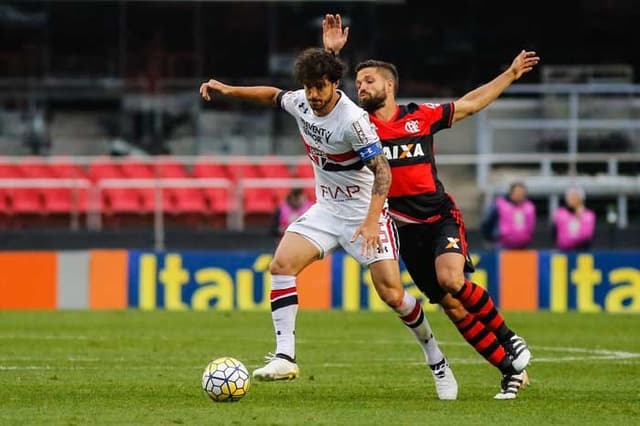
23,109,52,155
271,188,312,238
552,186,596,250
481,182,536,249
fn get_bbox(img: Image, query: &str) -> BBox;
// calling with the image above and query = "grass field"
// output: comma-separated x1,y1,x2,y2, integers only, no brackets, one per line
1,310,639,425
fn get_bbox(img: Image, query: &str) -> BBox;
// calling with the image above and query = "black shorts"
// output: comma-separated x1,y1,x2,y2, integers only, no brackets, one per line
397,198,475,304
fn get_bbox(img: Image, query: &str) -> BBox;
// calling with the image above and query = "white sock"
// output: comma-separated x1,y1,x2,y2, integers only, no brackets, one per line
396,291,444,365
270,275,298,360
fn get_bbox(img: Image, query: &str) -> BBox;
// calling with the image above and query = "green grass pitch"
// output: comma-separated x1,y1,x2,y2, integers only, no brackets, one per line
1,310,639,425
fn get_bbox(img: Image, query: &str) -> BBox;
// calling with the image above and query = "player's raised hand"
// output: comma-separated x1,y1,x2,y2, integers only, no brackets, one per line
351,220,382,259
509,50,540,80
322,13,349,55
199,79,229,101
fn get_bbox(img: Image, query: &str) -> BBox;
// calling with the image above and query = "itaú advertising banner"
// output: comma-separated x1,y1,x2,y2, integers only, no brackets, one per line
125,250,639,312
125,250,496,311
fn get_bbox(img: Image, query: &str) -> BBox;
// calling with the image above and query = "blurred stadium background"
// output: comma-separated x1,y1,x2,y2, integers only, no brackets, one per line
0,1,638,306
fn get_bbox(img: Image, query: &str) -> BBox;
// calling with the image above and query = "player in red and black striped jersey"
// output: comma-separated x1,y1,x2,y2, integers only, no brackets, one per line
323,13,539,399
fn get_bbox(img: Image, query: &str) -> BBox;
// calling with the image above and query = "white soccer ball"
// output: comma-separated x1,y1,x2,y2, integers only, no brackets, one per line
202,356,251,402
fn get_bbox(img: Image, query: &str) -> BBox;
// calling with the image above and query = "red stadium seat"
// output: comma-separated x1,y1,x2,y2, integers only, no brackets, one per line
157,160,190,178
49,159,87,179
202,187,232,214
88,159,125,181
43,188,89,214
104,189,143,214
193,160,230,179
244,188,277,214
258,163,292,178
293,162,314,178
17,158,55,178
0,189,10,214
226,162,261,181
167,188,208,214
0,163,23,178
120,161,155,178
10,188,44,214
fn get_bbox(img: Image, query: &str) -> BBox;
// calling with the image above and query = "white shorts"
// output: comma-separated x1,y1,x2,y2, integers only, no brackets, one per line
286,203,399,265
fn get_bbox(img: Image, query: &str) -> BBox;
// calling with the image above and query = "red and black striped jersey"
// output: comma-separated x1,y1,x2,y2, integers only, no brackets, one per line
369,102,454,223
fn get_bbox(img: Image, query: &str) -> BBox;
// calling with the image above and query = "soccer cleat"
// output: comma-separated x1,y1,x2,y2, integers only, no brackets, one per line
494,370,530,400
252,353,300,381
429,358,458,400
505,335,531,373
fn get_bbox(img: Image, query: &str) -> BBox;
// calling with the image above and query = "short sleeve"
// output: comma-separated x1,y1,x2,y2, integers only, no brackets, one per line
278,90,303,116
345,112,380,150
417,102,455,133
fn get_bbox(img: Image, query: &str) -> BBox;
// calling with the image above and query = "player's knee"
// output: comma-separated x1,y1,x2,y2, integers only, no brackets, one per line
443,304,467,322
436,269,465,293
269,257,295,276
376,284,404,308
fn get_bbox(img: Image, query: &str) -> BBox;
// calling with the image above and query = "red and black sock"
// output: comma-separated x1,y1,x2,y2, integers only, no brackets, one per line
454,313,514,374
454,280,515,343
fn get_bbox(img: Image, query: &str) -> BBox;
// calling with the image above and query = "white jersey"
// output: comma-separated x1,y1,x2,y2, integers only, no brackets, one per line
279,89,384,220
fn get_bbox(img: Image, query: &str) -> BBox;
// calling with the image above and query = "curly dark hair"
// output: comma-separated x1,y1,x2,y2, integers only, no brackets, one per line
294,48,345,87
355,60,399,95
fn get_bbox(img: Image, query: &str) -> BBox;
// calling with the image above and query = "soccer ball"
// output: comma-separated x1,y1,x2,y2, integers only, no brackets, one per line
202,357,250,402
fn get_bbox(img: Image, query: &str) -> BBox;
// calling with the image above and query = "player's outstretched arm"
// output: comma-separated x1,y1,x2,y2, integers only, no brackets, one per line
351,153,391,257
199,79,281,106
452,50,540,123
322,13,349,55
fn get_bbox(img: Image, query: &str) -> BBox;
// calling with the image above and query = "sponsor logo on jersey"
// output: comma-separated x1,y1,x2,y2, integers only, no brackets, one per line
404,119,420,133
382,143,425,160
297,101,309,114
445,237,460,249
352,120,370,144
301,118,333,145
320,184,361,199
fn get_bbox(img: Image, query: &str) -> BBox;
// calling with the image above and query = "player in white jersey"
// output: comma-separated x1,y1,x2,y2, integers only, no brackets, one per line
199,47,458,400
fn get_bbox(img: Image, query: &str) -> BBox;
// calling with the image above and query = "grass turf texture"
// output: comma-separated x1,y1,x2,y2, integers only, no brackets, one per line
1,310,639,425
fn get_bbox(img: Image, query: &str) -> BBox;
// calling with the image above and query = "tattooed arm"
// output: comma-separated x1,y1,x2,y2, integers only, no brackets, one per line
351,153,392,256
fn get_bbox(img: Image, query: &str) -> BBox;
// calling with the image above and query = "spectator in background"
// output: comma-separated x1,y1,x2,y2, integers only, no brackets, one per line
481,182,536,249
553,186,595,250
271,188,312,239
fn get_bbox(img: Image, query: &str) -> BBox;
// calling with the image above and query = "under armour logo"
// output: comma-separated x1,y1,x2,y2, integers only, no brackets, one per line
445,237,460,249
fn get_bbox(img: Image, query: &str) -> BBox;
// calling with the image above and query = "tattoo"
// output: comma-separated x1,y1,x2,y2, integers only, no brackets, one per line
365,154,391,197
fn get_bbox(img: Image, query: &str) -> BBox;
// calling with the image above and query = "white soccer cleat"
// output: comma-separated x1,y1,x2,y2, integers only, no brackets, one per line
252,353,300,381
506,335,531,373
429,358,458,400
494,370,530,400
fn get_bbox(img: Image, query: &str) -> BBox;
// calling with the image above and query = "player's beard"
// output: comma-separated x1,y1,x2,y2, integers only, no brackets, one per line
359,88,387,113
308,95,333,113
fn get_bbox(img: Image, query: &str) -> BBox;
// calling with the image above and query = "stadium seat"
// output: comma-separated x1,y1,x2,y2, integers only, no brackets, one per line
157,160,190,178
104,189,143,214
226,162,261,181
49,158,87,179
120,161,155,178
202,187,232,214
88,159,125,181
0,163,23,178
293,162,314,178
43,188,89,214
193,160,230,179
0,189,10,215
167,188,208,214
244,188,277,214
10,188,44,214
257,158,293,178
17,158,55,178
